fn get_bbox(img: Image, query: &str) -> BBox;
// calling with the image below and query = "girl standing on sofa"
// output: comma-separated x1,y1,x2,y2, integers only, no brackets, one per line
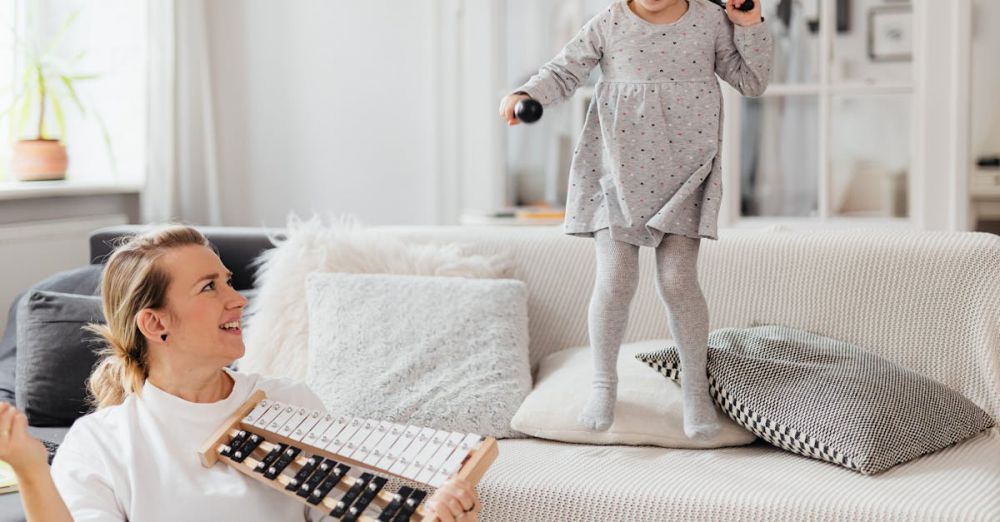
0,225,480,522
499,0,772,436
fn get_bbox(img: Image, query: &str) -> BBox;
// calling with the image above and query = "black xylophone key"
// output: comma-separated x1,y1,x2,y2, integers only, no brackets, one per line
375,486,413,522
297,458,337,498
341,475,387,522
286,455,322,492
220,430,249,459
308,463,350,506
265,446,301,480
254,443,287,473
231,433,263,463
328,472,371,518
391,489,427,522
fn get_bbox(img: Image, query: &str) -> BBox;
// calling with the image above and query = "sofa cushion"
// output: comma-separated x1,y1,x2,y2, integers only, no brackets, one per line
304,272,531,439
15,291,104,426
636,324,996,475
240,215,513,382
476,428,1000,521
511,340,756,448
0,265,103,405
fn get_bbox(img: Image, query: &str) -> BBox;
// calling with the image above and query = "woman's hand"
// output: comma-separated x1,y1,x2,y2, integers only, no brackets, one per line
726,0,763,27
498,93,531,127
423,476,481,522
0,402,48,473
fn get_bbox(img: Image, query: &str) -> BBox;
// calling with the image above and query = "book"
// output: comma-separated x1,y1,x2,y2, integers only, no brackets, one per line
0,459,17,494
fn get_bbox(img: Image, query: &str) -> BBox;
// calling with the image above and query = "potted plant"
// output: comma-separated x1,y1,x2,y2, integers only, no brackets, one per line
3,10,112,182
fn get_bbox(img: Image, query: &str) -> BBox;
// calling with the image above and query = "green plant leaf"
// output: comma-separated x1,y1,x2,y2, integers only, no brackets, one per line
60,75,86,115
42,9,81,57
50,93,66,140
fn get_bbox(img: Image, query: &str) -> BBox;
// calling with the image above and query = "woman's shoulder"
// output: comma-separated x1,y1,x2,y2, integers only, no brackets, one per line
230,370,326,411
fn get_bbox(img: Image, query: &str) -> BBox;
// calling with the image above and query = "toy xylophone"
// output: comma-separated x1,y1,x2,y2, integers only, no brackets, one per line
199,390,498,521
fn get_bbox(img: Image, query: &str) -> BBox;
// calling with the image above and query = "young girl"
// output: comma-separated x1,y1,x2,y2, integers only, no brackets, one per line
499,0,772,436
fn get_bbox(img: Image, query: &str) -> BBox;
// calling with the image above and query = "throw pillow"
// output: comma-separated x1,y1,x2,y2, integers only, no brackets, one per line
304,272,531,439
241,214,513,381
15,290,104,426
636,324,997,475
511,340,757,448
1,265,103,404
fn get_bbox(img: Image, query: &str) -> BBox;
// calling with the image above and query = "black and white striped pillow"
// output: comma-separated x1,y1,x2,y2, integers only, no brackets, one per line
636,325,995,475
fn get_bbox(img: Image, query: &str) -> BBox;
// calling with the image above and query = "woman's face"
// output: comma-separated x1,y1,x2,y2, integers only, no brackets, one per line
153,245,248,367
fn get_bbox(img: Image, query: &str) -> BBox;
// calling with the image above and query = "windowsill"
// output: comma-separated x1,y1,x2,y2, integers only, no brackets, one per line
0,179,143,201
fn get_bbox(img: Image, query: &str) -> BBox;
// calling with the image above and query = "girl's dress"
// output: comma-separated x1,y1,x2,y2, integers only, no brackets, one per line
516,0,773,247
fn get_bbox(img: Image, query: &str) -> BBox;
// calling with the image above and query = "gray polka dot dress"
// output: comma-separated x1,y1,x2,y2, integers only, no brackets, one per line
515,0,773,247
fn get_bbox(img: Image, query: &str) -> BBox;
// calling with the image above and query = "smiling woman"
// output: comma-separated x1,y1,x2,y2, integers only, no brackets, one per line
0,224,481,522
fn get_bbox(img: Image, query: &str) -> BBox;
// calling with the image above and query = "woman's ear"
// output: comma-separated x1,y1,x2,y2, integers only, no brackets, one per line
136,308,169,344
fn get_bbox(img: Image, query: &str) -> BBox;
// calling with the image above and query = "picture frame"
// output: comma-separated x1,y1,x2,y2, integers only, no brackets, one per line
868,5,913,62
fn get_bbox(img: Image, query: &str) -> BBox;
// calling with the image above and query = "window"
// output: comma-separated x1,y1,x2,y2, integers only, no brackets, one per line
0,0,146,185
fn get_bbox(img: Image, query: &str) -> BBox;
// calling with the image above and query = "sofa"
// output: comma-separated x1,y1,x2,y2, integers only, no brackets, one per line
2,224,999,521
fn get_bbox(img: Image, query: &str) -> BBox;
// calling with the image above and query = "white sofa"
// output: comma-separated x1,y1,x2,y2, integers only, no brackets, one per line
74,224,1000,521
366,225,1000,522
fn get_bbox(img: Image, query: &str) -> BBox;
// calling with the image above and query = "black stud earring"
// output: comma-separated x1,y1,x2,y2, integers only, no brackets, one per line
161,334,168,342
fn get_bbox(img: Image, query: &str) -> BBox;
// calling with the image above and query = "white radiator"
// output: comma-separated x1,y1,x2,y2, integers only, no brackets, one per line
0,214,128,333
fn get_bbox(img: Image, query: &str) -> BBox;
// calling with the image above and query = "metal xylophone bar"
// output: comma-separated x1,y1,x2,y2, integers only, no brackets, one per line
199,390,498,522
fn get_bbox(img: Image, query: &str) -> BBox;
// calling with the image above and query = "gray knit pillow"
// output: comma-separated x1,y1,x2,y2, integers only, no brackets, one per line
636,325,995,475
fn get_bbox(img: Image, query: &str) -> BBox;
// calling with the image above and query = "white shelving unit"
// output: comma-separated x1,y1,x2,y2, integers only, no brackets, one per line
448,0,973,231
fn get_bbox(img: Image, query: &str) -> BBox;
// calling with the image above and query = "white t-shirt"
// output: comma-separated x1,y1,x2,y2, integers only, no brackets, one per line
51,369,328,521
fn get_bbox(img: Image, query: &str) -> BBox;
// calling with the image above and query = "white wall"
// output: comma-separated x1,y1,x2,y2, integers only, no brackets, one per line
205,0,440,227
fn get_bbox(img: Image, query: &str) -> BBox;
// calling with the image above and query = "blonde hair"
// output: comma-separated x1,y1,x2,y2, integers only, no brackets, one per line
86,225,212,409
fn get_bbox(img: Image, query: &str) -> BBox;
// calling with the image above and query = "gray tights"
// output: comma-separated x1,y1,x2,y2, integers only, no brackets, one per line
578,228,720,438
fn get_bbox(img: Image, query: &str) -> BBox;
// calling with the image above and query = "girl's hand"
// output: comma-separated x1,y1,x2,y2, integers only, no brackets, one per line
498,93,531,126
423,476,481,522
0,402,48,473
726,0,763,27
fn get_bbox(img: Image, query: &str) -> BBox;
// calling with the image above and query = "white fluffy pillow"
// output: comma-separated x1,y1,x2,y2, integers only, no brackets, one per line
304,272,531,439
240,214,512,380
511,340,757,448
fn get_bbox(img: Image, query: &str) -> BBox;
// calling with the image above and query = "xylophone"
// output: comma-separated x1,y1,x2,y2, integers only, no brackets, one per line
199,390,498,521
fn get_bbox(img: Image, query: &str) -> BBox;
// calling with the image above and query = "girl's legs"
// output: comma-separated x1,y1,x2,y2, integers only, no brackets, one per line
654,233,720,439
579,228,640,431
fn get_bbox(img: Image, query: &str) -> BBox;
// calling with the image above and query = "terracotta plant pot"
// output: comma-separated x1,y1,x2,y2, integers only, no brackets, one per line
11,139,68,181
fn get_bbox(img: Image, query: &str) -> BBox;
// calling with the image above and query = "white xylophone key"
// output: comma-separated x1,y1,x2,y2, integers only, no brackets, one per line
316,415,352,450
325,416,364,455
366,422,405,468
417,432,465,485
266,404,297,434
387,426,423,476
242,400,272,425
277,407,310,439
303,413,336,447
290,409,324,443
375,424,412,471
398,427,438,481
353,420,393,464
253,402,285,430
340,418,377,458
430,433,483,487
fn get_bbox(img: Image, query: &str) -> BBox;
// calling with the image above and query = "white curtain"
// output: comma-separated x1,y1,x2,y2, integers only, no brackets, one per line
144,0,222,225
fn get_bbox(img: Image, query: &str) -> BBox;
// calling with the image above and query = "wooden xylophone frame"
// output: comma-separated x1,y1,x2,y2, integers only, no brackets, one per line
198,390,498,521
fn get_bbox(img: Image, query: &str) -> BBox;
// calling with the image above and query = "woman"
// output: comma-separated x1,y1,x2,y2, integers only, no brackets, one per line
0,225,481,521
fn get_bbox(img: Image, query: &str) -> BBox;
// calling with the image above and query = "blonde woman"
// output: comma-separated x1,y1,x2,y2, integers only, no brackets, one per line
0,225,480,522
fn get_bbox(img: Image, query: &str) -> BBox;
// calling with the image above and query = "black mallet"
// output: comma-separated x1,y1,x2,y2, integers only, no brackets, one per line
515,98,543,124
709,0,755,11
